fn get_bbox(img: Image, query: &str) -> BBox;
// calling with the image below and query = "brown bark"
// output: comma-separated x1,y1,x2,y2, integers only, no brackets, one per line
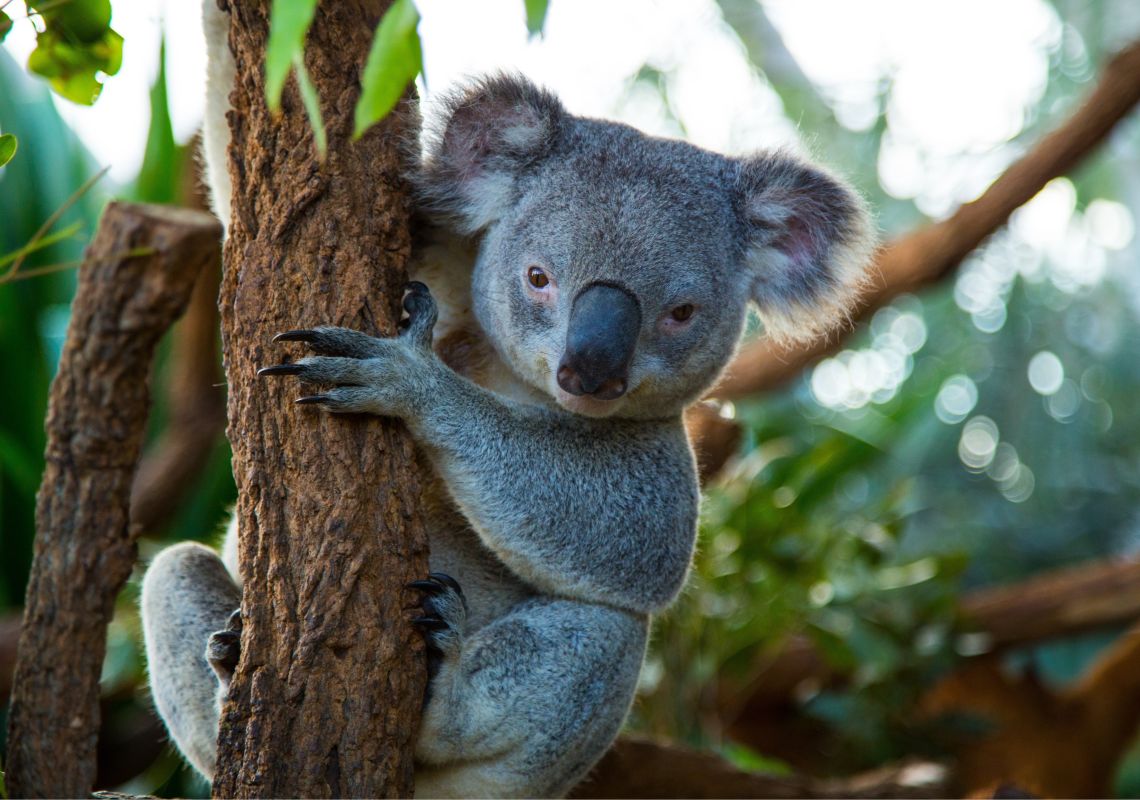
712,37,1140,403
129,251,225,531
569,737,953,799
209,1,429,797
3,202,220,798
130,143,227,533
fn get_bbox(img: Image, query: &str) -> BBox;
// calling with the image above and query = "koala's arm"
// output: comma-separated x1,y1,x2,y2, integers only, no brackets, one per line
265,316,697,615
414,375,699,613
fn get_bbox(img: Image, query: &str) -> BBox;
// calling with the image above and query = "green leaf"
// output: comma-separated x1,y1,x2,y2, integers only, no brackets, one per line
354,0,421,139
293,54,327,158
135,35,180,204
36,0,112,43
0,10,13,42
523,0,549,37
265,0,318,112
0,134,16,167
26,26,123,105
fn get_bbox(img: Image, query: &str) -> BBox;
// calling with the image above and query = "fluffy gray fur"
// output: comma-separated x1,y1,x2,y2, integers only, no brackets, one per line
141,6,874,796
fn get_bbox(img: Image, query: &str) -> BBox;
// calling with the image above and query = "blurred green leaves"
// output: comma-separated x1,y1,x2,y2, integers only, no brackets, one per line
0,133,16,167
354,0,421,139
25,0,123,105
524,0,550,38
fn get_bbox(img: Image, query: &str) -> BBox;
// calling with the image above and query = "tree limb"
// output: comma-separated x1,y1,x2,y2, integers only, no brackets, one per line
690,37,1140,482
3,202,220,798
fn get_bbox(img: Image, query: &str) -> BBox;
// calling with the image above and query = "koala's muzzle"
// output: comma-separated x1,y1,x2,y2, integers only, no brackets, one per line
558,283,640,401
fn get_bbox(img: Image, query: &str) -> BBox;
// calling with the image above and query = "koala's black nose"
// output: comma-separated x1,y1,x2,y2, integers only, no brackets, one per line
558,282,640,400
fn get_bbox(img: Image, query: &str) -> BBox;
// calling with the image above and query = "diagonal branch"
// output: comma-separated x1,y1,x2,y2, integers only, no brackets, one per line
712,38,1140,402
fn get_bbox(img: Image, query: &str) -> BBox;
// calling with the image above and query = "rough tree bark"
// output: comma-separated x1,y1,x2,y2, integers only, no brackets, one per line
4,202,220,798
210,1,429,797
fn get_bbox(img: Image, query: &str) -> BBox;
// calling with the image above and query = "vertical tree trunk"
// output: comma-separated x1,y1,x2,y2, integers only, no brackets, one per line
5,203,220,798
210,1,429,797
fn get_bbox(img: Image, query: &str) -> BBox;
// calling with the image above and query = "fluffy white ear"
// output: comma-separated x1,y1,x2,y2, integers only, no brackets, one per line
417,74,565,234
735,151,876,343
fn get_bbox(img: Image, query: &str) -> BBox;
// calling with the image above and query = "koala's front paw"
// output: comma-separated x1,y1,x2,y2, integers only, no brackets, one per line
259,283,440,417
407,572,467,678
206,609,242,688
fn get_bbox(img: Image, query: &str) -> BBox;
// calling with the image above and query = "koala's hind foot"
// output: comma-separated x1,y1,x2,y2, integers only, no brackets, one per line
414,598,648,798
206,608,242,688
408,572,468,681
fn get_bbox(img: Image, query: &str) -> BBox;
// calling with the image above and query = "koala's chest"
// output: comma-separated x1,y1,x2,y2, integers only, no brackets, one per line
408,234,530,402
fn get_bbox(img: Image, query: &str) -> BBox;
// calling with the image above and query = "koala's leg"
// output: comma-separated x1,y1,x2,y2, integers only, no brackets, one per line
141,542,241,781
413,596,648,799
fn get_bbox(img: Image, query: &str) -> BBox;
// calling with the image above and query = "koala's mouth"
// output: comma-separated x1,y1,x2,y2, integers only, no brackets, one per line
552,387,626,418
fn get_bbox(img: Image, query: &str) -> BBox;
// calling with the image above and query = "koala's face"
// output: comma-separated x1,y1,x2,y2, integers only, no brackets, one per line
419,76,874,419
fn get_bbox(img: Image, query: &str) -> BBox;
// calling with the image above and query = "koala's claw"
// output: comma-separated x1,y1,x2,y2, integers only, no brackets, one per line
273,329,319,344
400,282,438,349
295,395,330,405
206,609,243,686
257,363,304,377
407,572,466,677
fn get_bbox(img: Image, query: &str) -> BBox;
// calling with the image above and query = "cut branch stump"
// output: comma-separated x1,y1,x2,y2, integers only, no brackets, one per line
4,202,221,798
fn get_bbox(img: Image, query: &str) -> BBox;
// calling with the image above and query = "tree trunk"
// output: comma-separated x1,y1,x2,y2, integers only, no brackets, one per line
210,1,429,797
4,202,220,798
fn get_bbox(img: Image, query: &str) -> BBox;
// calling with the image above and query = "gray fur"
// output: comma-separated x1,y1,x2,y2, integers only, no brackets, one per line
141,23,875,798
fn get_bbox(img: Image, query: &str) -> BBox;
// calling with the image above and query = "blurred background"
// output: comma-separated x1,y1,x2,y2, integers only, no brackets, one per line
2,0,1140,796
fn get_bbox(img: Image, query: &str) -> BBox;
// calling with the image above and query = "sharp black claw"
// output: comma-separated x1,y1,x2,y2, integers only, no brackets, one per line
258,363,304,377
274,329,318,343
407,579,444,594
427,572,462,594
412,615,450,631
296,395,328,405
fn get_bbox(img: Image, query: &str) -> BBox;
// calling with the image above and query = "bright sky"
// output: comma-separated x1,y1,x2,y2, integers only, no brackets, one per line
5,0,1131,197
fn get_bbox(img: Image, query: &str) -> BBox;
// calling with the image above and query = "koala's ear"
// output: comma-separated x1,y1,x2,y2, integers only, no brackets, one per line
735,152,876,343
417,74,565,233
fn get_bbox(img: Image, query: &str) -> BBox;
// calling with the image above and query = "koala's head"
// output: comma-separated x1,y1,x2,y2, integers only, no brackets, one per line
418,75,875,420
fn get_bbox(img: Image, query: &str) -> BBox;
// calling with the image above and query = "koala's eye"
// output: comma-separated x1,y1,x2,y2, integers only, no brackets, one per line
670,304,695,322
527,266,550,289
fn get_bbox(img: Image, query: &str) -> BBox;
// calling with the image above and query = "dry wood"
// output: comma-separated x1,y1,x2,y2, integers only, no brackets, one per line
129,250,224,531
570,736,953,799
3,202,220,798
209,1,429,797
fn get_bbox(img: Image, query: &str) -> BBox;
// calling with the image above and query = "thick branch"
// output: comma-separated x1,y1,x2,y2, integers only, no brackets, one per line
3,202,219,798
712,38,1140,402
570,737,953,799
129,248,224,531
210,1,429,797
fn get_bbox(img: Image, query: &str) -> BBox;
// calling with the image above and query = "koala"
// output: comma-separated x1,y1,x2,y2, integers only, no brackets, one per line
140,3,874,798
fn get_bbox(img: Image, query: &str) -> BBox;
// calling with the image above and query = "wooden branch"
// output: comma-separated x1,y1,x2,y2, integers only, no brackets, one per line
130,148,226,533
129,246,224,531
570,737,953,799
210,1,429,797
3,202,221,798
712,37,1140,402
724,557,1140,713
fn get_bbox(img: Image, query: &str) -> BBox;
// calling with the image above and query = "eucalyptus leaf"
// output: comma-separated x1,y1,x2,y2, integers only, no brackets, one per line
523,0,549,37
293,54,327,158
0,10,13,42
0,134,16,167
265,0,318,112
354,0,421,139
